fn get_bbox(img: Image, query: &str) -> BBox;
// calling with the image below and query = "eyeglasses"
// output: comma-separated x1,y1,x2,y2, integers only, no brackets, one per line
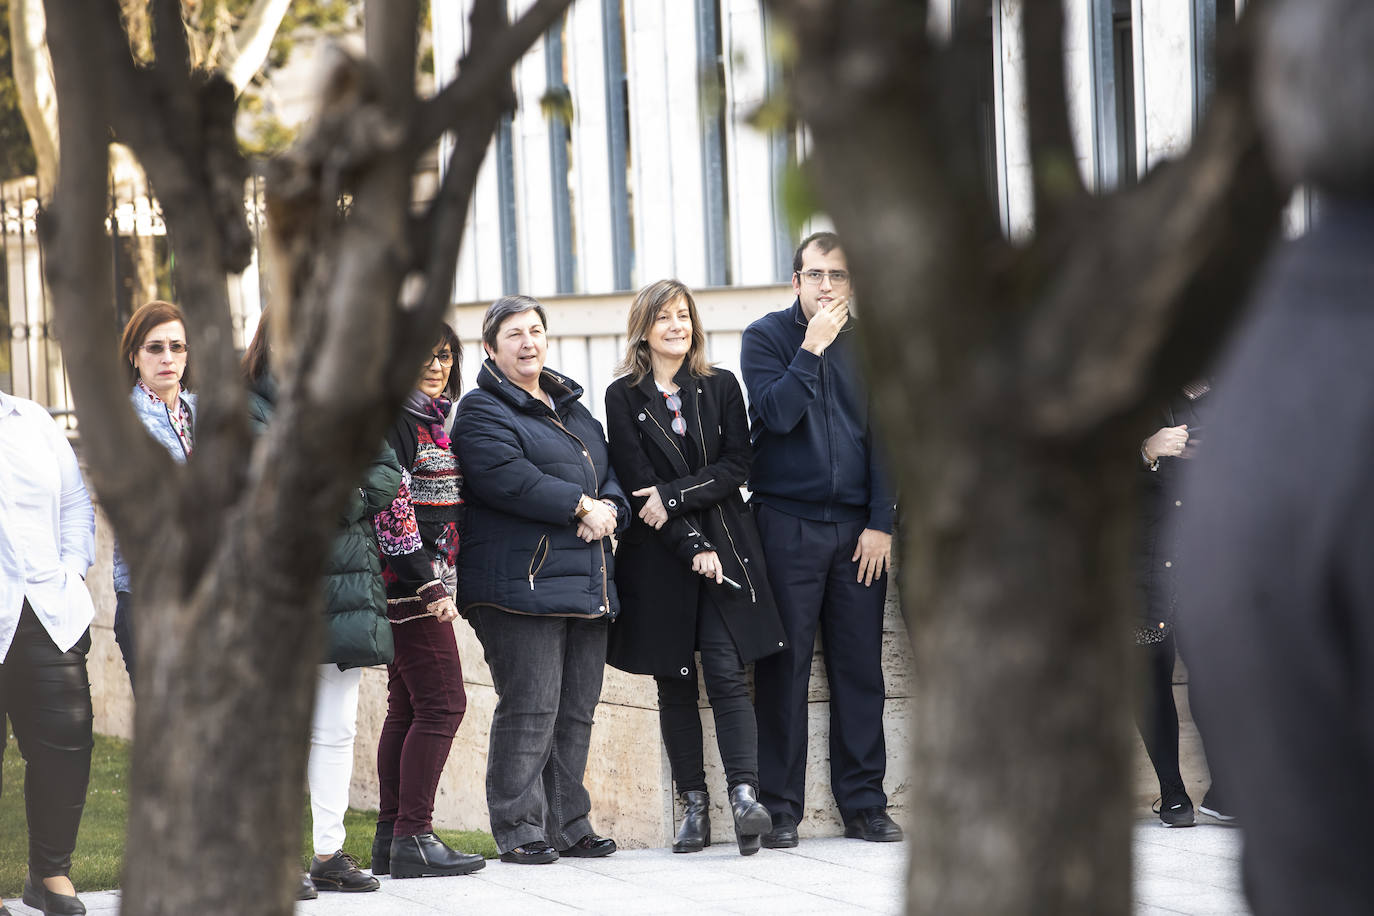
796,269,850,287
140,341,188,355
423,351,454,368
663,392,687,436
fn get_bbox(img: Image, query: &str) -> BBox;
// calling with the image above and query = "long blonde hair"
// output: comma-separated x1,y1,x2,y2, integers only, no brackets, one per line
615,279,715,385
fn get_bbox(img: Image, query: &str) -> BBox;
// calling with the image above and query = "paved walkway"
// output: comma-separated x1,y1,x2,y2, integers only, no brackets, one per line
10,821,1248,915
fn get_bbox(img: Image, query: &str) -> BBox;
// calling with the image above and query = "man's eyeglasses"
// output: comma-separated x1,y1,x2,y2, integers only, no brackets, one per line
423,351,455,368
663,392,687,436
796,270,850,287
140,341,188,355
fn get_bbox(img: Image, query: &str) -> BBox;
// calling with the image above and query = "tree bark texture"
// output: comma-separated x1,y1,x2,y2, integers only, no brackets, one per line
38,1,572,913
765,1,1288,913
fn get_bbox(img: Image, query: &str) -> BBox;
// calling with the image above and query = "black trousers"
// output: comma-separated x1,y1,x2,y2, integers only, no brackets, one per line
0,601,94,877
656,592,759,794
1133,631,1187,803
752,506,888,824
113,590,136,686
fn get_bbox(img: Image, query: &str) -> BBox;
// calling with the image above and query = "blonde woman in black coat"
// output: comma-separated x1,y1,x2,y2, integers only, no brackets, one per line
605,279,786,856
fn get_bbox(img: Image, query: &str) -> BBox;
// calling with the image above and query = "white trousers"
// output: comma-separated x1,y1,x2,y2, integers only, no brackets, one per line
308,664,362,856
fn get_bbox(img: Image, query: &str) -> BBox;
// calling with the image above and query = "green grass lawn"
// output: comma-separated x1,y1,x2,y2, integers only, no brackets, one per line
1,732,496,899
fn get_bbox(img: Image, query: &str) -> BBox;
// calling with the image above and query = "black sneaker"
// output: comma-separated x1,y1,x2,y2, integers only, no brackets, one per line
310,850,381,892
1198,787,1236,822
1153,795,1196,828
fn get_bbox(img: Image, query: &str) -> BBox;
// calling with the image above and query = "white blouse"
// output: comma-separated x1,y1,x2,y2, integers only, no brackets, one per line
0,391,96,661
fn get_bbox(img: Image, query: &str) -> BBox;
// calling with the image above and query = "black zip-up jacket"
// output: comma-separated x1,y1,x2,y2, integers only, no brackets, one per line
454,359,630,619
740,298,895,532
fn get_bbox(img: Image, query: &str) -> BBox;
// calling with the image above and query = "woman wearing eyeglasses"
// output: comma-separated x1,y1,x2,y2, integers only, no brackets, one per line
369,322,486,879
604,279,786,856
111,300,196,686
454,295,629,865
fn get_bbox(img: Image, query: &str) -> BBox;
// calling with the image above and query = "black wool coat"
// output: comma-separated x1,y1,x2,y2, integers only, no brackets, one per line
604,365,786,679
1135,386,1212,631
455,359,629,619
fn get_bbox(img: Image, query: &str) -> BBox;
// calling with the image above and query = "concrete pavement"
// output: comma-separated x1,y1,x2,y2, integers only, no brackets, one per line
9,821,1248,915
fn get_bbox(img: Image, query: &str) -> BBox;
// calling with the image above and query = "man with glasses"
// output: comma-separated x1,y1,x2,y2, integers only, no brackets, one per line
741,231,900,848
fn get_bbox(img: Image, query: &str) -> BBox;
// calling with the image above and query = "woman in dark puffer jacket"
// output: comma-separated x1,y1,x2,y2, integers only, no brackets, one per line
242,315,400,896
455,295,629,865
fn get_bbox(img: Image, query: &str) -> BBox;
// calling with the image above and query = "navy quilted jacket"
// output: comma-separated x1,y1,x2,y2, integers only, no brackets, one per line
455,360,629,619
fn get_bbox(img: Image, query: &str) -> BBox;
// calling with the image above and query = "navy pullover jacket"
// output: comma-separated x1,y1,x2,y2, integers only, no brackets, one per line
740,298,895,533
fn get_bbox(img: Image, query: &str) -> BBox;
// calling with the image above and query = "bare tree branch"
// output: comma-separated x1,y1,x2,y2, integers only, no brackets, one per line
38,0,173,542
150,0,192,76
220,0,293,93
366,0,419,107
1023,0,1087,222
9,0,59,192
1021,0,1286,436
412,0,573,150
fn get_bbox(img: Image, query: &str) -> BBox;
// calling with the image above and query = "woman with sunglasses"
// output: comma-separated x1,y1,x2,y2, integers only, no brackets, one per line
111,300,195,686
369,323,485,879
604,279,786,856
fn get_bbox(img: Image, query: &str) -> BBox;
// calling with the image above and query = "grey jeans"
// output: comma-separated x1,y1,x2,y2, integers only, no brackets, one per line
467,607,608,852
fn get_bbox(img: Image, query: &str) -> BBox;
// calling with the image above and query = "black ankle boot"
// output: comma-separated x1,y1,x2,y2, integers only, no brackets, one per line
390,833,486,878
673,790,711,853
729,784,771,857
371,821,394,875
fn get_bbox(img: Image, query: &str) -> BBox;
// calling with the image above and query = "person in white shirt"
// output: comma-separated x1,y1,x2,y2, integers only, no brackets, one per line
0,388,97,916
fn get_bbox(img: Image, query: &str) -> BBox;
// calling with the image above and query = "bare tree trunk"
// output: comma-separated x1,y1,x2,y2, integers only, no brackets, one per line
9,0,58,192
38,0,574,913
764,1,1289,913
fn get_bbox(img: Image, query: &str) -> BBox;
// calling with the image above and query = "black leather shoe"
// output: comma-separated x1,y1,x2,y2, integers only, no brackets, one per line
295,872,318,900
844,807,903,842
762,813,799,849
390,833,487,878
499,841,560,864
310,850,381,892
371,821,394,875
561,833,617,858
673,790,711,853
23,873,87,915
729,784,771,856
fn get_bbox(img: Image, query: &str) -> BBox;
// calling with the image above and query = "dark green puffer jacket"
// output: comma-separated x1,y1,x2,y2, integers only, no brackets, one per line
248,375,400,669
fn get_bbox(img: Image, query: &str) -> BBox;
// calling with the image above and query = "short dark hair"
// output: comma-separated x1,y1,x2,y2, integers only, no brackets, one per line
481,295,548,351
121,300,191,388
792,231,842,274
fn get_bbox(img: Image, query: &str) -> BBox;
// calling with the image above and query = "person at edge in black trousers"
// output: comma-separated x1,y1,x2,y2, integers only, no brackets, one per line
0,387,97,916
740,232,902,847
1134,384,1231,828
604,279,787,856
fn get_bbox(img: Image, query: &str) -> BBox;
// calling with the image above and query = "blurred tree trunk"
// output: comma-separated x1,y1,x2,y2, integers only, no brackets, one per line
764,1,1288,913
37,1,572,913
